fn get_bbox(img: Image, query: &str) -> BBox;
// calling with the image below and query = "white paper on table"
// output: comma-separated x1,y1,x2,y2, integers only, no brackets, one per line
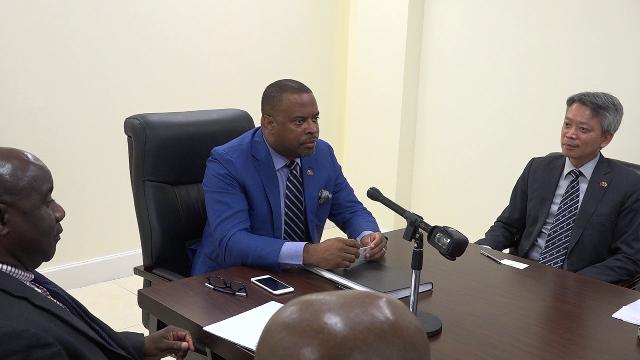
203,301,283,351
500,259,529,269
612,298,640,326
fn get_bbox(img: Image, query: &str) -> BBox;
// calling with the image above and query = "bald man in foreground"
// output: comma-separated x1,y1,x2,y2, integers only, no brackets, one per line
255,290,431,360
0,147,194,359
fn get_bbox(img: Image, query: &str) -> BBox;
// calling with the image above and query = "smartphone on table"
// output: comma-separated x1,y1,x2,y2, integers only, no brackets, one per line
250,275,294,295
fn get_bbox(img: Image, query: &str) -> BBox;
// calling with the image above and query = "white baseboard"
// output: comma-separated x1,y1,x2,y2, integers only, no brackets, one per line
39,249,143,290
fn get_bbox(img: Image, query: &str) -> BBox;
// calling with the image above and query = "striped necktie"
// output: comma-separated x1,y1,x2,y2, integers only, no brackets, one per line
283,160,306,241
539,169,582,267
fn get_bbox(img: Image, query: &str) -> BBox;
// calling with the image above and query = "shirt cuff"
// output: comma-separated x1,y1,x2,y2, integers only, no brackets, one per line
356,231,373,244
278,241,306,265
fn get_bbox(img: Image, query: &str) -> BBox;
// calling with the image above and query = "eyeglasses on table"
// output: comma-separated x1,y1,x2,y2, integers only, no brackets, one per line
205,275,247,297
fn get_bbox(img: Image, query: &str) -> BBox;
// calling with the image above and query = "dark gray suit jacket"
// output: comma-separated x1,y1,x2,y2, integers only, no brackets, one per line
477,153,640,283
0,271,143,359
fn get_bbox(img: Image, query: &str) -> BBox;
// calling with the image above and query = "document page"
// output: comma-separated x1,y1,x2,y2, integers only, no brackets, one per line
612,298,640,325
203,301,283,351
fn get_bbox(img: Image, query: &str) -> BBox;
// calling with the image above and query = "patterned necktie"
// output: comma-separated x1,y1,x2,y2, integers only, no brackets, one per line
30,277,68,310
539,169,582,267
283,160,306,241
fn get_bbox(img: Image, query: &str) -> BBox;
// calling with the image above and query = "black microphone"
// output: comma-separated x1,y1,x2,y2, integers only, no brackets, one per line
367,187,468,260
366,187,432,232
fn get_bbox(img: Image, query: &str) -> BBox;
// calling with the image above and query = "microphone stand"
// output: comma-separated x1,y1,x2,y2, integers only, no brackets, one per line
403,213,443,337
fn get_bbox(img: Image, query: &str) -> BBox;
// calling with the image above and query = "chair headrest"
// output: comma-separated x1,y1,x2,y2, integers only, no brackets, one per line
124,108,254,184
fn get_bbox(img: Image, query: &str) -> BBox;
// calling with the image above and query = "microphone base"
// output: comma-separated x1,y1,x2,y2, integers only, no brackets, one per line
416,311,442,337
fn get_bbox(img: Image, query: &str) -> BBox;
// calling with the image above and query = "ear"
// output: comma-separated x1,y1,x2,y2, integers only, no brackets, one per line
600,132,614,149
262,114,275,132
0,204,8,236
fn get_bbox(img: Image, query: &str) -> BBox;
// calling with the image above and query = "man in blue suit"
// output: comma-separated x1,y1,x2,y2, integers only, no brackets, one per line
192,79,385,274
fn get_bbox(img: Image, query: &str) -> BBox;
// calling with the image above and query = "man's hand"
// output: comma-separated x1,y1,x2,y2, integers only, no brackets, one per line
303,237,359,269
143,326,194,360
359,232,387,261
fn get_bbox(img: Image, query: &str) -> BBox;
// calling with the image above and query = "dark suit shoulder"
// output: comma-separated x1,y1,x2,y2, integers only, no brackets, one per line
540,152,565,160
604,156,640,179
533,152,565,165
592,156,640,196
514,154,564,180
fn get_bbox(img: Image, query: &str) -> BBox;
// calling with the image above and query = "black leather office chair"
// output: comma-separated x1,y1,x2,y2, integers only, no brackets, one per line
615,158,640,175
124,108,254,327
610,158,640,291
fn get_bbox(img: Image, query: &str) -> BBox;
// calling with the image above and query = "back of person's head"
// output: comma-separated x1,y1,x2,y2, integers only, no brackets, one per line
566,92,623,135
261,79,312,115
255,290,431,360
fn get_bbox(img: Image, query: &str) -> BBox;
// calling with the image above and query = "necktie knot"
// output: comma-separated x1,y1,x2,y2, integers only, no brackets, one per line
569,169,582,180
288,160,298,172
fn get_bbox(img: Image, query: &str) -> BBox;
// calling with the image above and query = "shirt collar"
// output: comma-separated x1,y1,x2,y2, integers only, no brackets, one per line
563,152,600,181
0,262,35,283
264,135,300,170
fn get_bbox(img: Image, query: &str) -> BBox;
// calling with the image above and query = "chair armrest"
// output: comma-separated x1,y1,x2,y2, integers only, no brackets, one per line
133,265,184,284
152,268,186,282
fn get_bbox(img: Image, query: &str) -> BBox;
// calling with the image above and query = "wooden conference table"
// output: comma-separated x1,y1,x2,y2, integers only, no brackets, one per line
138,230,640,359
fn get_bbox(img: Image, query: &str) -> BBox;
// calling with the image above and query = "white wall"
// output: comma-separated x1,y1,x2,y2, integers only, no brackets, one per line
412,0,640,242
0,1,349,273
342,0,424,230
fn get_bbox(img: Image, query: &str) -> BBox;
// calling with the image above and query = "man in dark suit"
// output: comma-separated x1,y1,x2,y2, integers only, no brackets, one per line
478,92,640,284
192,79,385,275
0,147,194,359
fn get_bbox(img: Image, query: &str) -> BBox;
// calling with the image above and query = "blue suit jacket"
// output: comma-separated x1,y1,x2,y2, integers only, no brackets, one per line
191,128,379,275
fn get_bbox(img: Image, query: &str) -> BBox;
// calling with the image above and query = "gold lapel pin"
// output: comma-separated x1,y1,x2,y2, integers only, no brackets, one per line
306,169,314,176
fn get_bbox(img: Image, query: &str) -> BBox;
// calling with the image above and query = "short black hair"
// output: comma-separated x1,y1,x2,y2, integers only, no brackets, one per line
261,79,312,115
